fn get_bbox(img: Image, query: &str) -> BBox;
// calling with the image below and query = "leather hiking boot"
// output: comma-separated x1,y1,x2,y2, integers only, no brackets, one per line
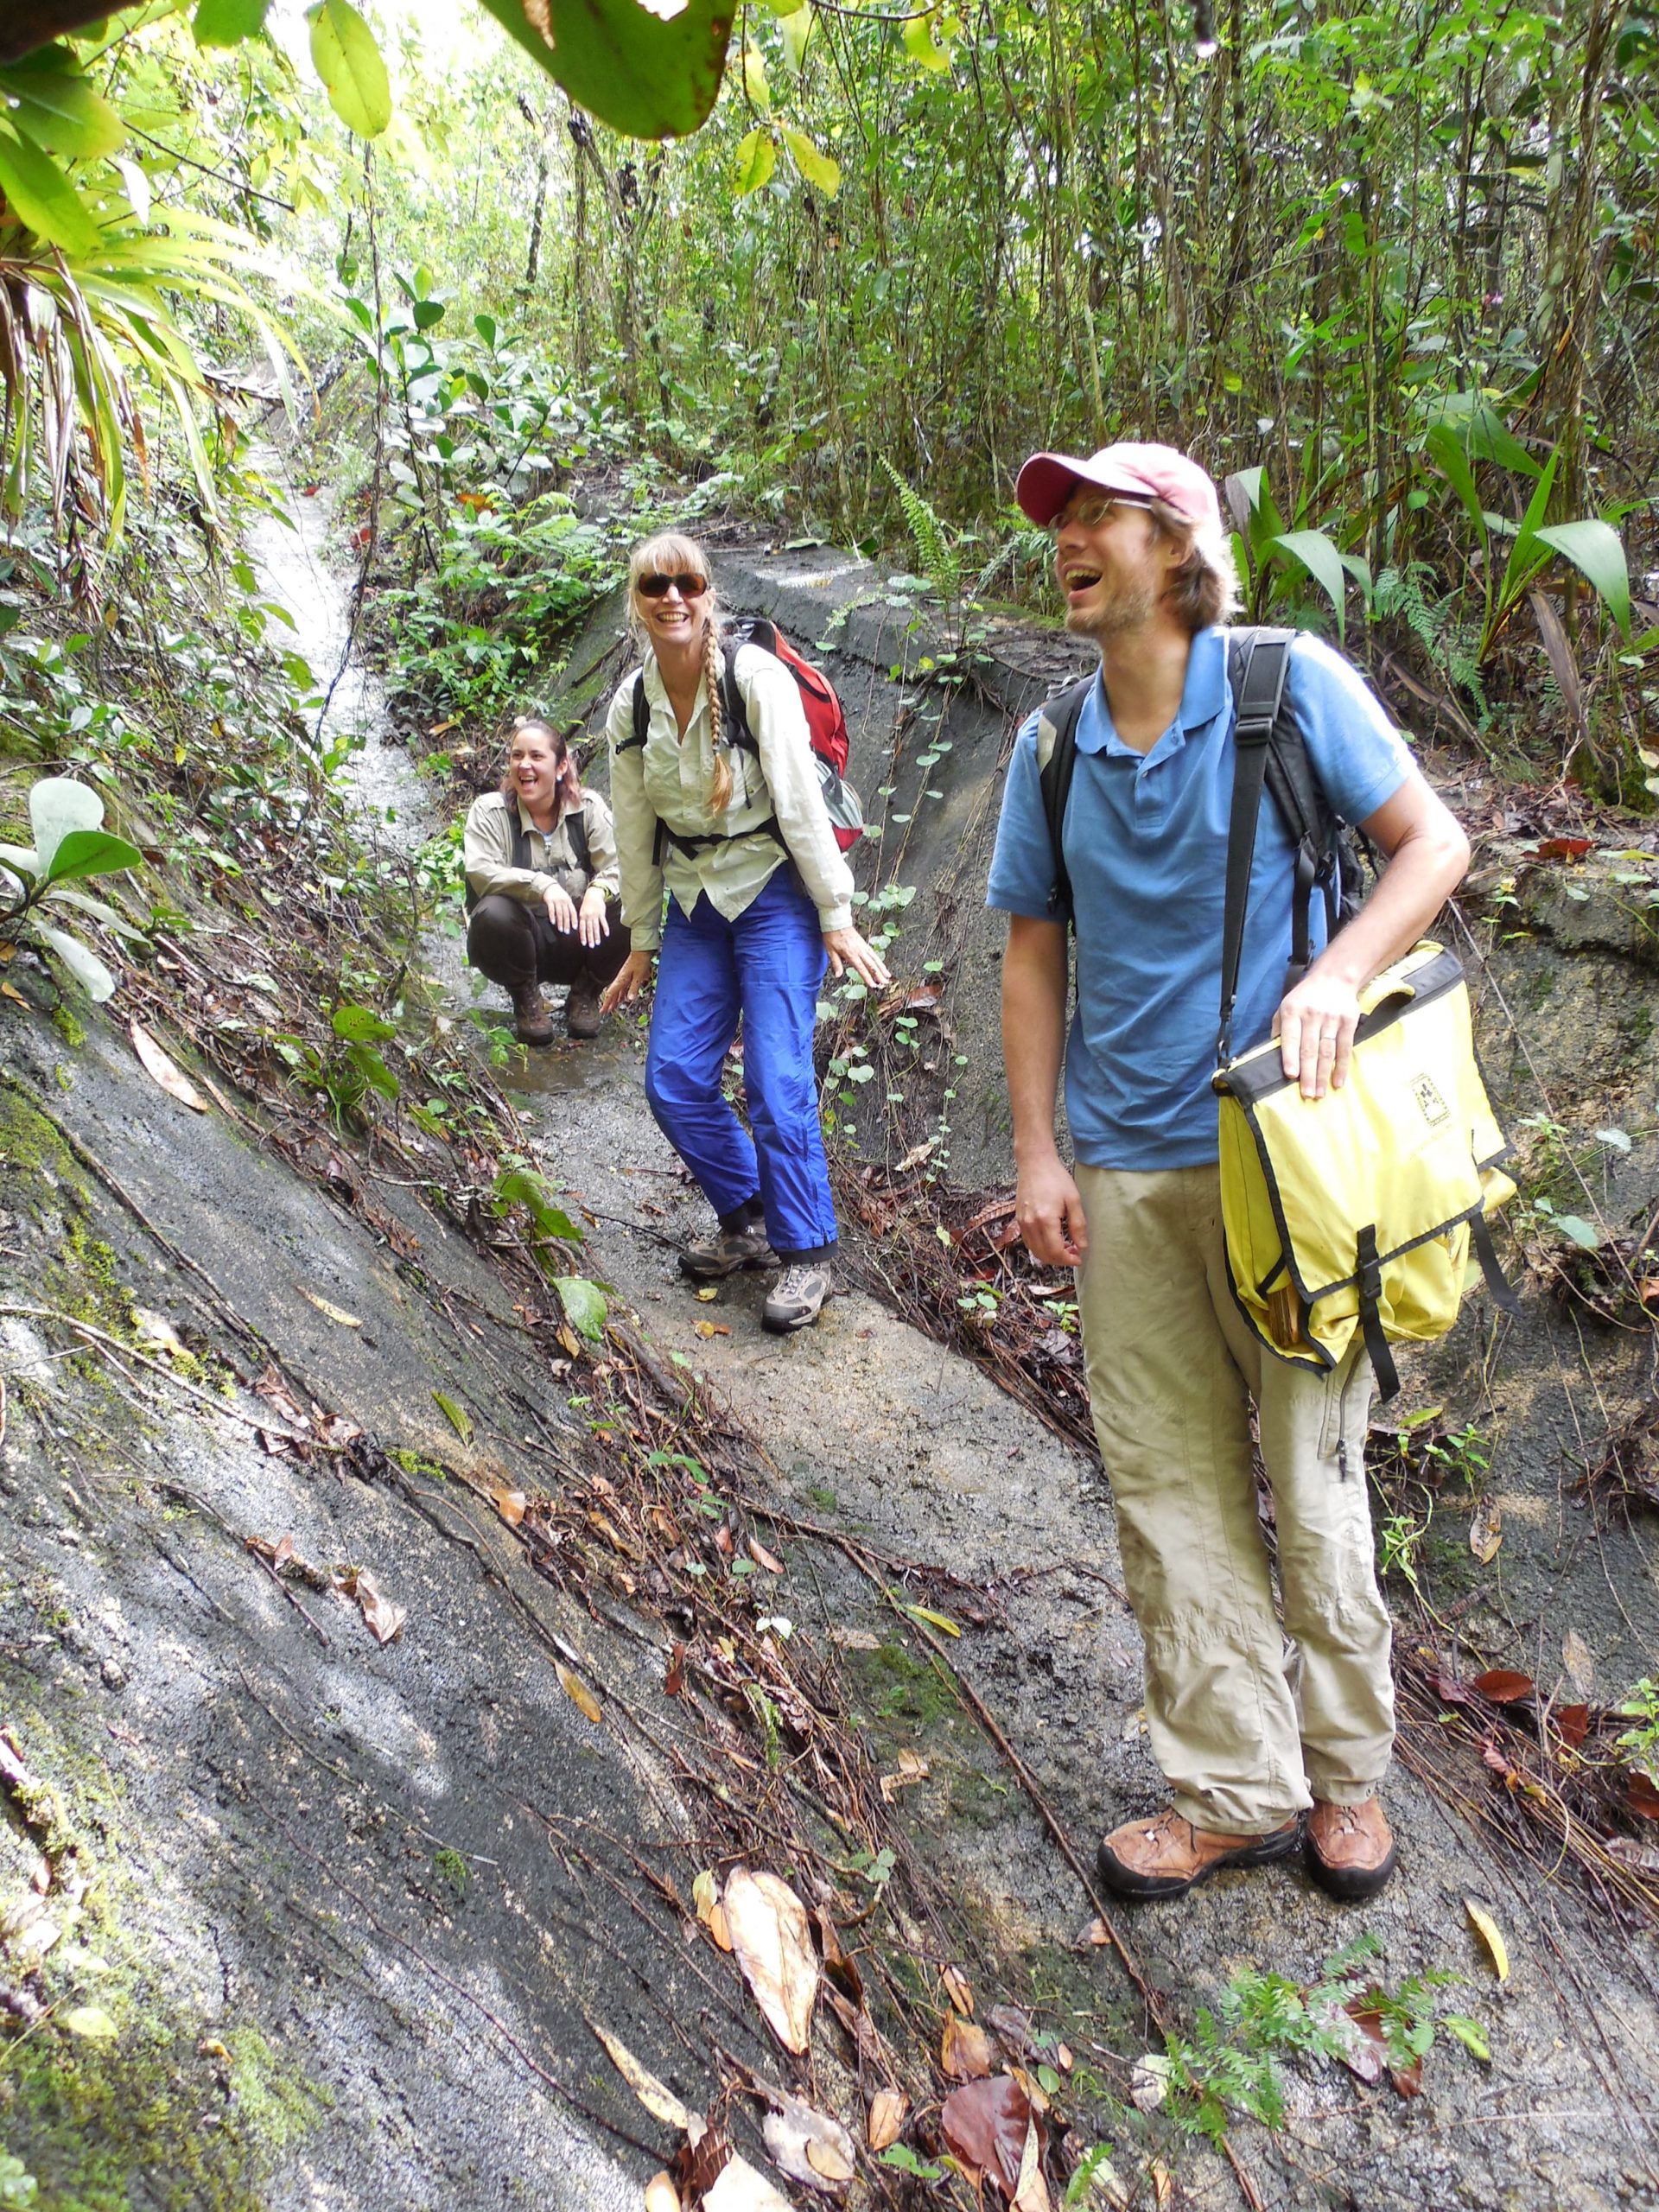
762,1262,833,1335
511,980,554,1048
1096,1807,1302,1901
1306,1797,1398,1900
678,1219,777,1281
565,972,603,1039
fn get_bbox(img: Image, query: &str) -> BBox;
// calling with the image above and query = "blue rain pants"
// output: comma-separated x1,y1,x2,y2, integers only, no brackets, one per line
644,872,837,1261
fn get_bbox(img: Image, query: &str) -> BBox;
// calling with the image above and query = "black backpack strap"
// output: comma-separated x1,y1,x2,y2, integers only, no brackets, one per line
1037,676,1094,926
719,637,759,756
619,669,649,754
508,804,532,874
1217,631,1294,1063
1355,1224,1401,1401
566,802,590,878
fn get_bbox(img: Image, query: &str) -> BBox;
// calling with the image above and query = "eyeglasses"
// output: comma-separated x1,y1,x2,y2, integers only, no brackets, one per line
638,571,709,600
1047,493,1141,537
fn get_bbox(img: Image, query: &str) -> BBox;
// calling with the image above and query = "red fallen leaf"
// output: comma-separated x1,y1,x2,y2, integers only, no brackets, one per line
1436,1669,1476,1705
813,1907,863,2005
1555,1703,1591,1750
942,2010,996,2081
940,2074,1036,2198
1346,2005,1422,2100
1535,836,1593,861
713,1525,734,1558
664,1641,686,1698
1471,1669,1535,1703
1628,1771,1659,1820
1638,1277,1659,1306
988,1217,1022,1251
1481,1739,1516,1780
747,1537,785,1574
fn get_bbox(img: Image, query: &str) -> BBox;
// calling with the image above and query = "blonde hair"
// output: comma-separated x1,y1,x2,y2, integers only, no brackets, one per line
628,531,733,816
1148,499,1241,632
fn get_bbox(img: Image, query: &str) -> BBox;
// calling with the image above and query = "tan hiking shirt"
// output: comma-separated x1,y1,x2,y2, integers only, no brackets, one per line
461,789,620,906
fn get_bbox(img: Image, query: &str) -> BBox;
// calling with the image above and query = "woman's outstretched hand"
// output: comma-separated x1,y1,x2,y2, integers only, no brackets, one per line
600,949,655,1014
543,884,580,936
823,926,892,991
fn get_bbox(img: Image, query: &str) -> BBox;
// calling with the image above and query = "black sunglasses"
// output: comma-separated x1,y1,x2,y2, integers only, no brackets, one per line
638,571,709,600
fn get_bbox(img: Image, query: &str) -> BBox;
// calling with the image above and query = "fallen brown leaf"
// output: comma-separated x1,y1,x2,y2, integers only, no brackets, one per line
1555,1702,1590,1750
941,2011,995,2082
694,1320,730,1338
867,2089,906,2152
723,1867,818,2053
492,1487,527,1529
1471,1669,1534,1703
762,2094,856,2194
335,1567,404,1644
941,1963,974,2015
747,1537,785,1574
940,2073,1034,2197
1082,1918,1111,1948
299,1287,362,1328
701,2152,795,2212
588,2020,692,2128
556,1662,602,1726
829,1628,880,1651
1011,2118,1050,2212
1149,2158,1173,2208
1469,1498,1502,1564
1560,1628,1594,1694
813,1908,862,2005
131,1021,208,1113
664,1642,687,1697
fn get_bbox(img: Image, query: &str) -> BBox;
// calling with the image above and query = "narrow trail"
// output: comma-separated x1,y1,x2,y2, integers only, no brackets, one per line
5,473,1654,2212
365,512,1659,2205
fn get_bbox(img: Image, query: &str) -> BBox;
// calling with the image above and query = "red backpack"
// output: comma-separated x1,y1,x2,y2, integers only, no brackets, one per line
626,616,863,852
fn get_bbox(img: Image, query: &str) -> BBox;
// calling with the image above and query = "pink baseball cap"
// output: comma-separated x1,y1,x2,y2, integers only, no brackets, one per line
1015,441,1222,531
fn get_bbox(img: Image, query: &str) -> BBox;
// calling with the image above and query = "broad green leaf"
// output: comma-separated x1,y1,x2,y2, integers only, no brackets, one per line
1271,529,1350,640
346,1041,399,1097
757,0,806,12
556,1274,608,1341
743,42,772,113
779,4,816,68
41,828,143,886
32,919,116,1001
902,10,953,71
495,1166,582,1241
1465,400,1541,480
0,127,101,256
782,124,838,197
474,313,497,346
474,0,737,143
29,777,103,878
734,126,777,194
410,298,446,330
0,842,41,876
1443,2014,1491,2063
0,62,125,161
60,2005,118,2041
112,155,150,227
432,1390,474,1445
1426,423,1487,550
1497,448,1560,613
306,0,392,140
194,0,273,44
331,1001,397,1041
50,886,141,938
1554,1213,1600,1250
1535,520,1631,640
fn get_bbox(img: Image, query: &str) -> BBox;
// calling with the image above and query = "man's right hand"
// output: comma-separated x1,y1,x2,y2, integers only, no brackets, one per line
1016,1151,1089,1267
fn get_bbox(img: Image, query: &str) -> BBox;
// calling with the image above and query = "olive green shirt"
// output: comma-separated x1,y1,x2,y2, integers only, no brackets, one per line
461,789,620,906
606,642,855,954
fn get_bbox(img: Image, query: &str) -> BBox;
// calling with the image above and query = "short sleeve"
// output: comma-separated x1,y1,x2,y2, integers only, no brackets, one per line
986,714,1061,918
1287,635,1413,828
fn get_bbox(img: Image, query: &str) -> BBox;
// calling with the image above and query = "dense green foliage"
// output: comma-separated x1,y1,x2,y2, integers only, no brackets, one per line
0,0,1656,784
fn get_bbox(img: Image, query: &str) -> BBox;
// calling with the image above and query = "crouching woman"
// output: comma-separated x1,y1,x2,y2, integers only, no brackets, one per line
599,531,889,1334
463,718,629,1045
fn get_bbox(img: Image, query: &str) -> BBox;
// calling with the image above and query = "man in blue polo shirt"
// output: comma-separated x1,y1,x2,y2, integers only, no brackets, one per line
988,442,1470,1902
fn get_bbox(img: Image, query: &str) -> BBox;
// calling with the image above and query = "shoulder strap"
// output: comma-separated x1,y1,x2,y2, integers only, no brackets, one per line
507,799,532,874
1036,676,1095,926
620,668,649,753
719,635,758,755
566,801,590,876
1217,629,1294,1063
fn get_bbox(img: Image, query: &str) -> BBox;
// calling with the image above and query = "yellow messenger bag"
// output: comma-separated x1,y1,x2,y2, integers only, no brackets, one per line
1208,633,1516,1400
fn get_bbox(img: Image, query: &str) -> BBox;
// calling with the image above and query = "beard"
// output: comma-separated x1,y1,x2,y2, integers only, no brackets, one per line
1063,570,1160,642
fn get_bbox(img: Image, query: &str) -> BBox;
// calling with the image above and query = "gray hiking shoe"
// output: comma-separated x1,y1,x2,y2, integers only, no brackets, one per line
762,1262,833,1335
678,1219,777,1281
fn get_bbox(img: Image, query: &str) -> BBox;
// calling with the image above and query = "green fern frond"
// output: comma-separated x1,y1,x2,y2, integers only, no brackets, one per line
880,455,962,606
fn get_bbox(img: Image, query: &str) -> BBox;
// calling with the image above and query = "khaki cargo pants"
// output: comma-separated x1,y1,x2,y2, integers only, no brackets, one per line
1075,1162,1395,1835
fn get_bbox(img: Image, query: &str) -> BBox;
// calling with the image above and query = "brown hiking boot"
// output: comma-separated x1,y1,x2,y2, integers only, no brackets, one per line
510,979,554,1048
678,1219,777,1281
564,971,603,1039
1306,1797,1398,1900
1096,1807,1301,1900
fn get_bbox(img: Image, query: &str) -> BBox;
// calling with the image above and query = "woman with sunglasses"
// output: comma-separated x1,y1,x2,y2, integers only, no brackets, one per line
463,717,629,1045
600,531,890,1333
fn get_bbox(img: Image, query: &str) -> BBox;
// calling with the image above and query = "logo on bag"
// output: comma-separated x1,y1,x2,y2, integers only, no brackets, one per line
1411,1075,1450,1127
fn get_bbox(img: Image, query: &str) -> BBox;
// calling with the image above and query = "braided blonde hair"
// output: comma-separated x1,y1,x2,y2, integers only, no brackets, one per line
628,531,732,817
